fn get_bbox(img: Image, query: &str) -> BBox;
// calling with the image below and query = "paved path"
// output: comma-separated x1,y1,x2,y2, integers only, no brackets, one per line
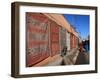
61,48,79,65
46,48,80,66
75,51,89,65
34,48,89,66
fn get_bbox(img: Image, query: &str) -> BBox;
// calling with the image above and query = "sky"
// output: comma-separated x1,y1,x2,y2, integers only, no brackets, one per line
63,14,90,39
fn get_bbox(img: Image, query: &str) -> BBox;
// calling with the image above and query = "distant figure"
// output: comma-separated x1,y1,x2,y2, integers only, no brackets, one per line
83,40,89,52
61,46,67,57
79,43,83,53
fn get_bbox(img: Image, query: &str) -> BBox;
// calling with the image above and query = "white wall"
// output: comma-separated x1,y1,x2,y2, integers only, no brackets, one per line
0,0,100,80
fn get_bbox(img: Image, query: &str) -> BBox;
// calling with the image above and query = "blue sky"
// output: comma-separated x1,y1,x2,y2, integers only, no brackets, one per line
63,14,90,39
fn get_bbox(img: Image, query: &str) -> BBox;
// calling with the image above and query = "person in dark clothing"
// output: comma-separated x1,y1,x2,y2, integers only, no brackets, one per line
61,46,67,57
60,46,67,65
79,42,83,53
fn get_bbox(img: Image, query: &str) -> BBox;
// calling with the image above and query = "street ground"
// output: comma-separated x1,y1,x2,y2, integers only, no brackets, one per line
33,48,89,66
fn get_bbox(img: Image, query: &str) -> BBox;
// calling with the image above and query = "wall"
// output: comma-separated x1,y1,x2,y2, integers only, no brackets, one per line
0,0,100,80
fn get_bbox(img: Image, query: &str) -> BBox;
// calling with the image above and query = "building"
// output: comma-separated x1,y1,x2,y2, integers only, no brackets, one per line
26,13,80,67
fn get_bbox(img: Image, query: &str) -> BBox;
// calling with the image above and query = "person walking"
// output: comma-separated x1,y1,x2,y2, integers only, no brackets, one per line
61,46,67,57
60,46,67,65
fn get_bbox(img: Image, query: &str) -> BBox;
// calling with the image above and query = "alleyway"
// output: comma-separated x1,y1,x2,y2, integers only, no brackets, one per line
75,51,89,65
60,48,79,65
61,49,89,65
34,48,89,66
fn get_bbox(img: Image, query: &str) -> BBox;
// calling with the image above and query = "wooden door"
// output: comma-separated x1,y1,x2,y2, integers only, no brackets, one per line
70,33,73,49
50,21,60,56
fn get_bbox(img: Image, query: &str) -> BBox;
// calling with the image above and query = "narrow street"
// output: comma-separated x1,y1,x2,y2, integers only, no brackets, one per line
61,48,79,65
61,49,89,65
75,51,89,65
34,48,89,66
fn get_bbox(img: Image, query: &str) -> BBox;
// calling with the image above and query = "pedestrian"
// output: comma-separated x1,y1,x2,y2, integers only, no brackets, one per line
61,46,67,57
60,46,67,65
79,42,83,53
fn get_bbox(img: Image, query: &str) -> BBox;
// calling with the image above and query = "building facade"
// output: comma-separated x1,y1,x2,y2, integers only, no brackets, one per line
26,13,80,67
